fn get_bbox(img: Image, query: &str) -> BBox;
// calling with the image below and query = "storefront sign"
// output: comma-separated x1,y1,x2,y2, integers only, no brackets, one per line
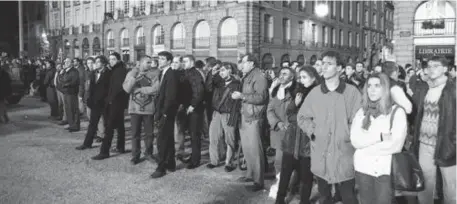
399,31,411,37
416,45,454,56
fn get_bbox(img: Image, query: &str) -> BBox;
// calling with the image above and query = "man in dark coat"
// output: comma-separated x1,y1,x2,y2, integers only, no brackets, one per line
150,51,179,179
181,55,205,169
60,57,80,132
76,56,112,150
43,60,59,120
92,52,128,160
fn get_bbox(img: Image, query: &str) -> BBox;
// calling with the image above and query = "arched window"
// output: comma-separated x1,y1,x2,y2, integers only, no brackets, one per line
120,28,129,47
93,37,101,55
171,23,186,49
194,20,210,48
297,54,305,65
414,1,455,36
82,38,90,50
106,30,114,47
281,54,290,63
136,27,145,45
152,25,164,45
262,53,273,70
219,17,238,48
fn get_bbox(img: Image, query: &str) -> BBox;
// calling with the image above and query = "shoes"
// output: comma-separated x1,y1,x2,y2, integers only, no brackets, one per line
176,154,188,163
186,163,200,169
91,154,109,160
68,128,80,133
245,183,264,192
130,157,141,165
206,163,219,169
236,176,254,183
145,154,158,163
75,145,91,150
110,148,126,154
94,136,103,143
57,121,68,126
224,165,236,172
150,170,166,179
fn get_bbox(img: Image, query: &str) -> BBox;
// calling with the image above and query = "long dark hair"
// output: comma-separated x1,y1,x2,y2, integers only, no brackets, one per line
362,72,392,115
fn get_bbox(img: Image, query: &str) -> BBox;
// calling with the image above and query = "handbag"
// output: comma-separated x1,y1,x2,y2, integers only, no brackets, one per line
390,106,425,192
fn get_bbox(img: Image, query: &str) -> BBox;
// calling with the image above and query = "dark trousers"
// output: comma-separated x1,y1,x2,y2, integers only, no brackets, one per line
100,103,125,155
130,114,154,159
316,176,359,204
83,106,106,147
46,87,59,117
156,113,176,172
188,108,204,164
355,171,393,204
276,153,313,204
63,94,80,129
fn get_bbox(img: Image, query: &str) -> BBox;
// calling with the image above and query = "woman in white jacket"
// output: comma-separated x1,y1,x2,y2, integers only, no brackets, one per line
350,73,408,204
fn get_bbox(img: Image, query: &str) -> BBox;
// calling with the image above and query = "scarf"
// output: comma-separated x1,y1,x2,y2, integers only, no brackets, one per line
362,100,381,130
276,81,293,100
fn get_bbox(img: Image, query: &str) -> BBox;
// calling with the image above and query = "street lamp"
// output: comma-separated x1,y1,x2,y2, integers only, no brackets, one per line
315,2,329,17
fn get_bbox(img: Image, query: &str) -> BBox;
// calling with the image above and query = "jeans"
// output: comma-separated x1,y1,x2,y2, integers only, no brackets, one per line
316,176,359,204
418,143,456,204
356,171,393,204
63,94,80,129
130,114,154,159
276,153,313,204
209,111,236,166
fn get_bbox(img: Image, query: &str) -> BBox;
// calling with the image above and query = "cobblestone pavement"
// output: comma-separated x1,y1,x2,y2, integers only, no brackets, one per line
0,96,318,204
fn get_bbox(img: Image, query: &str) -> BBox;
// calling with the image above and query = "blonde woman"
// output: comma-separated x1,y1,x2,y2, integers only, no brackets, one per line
350,73,408,204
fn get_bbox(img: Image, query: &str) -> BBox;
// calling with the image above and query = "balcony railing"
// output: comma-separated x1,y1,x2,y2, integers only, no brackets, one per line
93,24,101,33
117,10,125,19
137,36,145,45
194,37,210,48
122,38,129,46
414,18,456,36
264,36,273,43
172,39,185,49
108,39,115,48
219,36,237,48
82,25,89,34
154,35,164,45
150,3,164,14
283,39,291,45
72,27,79,35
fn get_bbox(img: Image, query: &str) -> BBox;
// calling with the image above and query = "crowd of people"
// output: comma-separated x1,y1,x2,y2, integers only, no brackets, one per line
0,49,455,204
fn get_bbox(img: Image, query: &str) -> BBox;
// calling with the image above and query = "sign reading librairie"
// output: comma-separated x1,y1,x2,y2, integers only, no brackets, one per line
415,45,455,56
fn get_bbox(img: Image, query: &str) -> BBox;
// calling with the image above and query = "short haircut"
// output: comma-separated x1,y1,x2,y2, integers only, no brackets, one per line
429,56,449,67
140,55,152,61
355,61,364,66
95,55,109,65
382,61,399,77
215,60,222,67
195,60,205,69
346,63,355,70
183,55,196,63
110,52,121,61
241,53,258,67
405,63,412,69
280,67,296,80
158,51,173,62
205,57,217,67
321,51,342,66
86,57,95,63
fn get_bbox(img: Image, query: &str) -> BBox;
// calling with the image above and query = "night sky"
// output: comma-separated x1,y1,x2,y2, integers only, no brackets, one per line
0,1,19,56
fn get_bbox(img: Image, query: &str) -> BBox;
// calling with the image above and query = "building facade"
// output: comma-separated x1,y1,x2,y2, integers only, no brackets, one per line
393,0,456,68
44,1,393,68
46,0,106,60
